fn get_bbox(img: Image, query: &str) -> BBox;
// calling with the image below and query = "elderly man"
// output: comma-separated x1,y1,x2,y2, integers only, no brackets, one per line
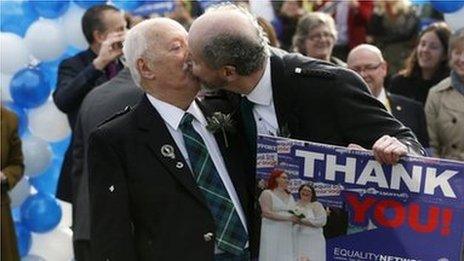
347,44,429,148
88,18,252,261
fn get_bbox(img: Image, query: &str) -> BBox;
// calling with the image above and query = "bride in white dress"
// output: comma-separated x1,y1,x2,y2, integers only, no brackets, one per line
259,170,299,261
293,184,327,261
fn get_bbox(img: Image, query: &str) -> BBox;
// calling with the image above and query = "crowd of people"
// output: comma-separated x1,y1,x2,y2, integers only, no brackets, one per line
1,0,463,261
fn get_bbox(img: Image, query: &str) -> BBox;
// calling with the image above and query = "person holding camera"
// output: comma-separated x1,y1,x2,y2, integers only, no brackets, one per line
51,4,126,261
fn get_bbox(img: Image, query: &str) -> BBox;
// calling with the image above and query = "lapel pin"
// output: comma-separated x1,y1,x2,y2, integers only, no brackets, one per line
396,105,402,111
161,144,175,159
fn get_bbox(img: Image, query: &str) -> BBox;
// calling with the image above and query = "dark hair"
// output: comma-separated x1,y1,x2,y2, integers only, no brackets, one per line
267,169,286,191
82,5,120,44
400,22,451,79
298,184,317,202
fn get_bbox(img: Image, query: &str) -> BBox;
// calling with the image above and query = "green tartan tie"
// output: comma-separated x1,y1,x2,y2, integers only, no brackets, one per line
179,113,248,256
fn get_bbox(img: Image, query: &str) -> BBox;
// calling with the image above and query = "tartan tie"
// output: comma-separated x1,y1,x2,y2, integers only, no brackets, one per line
239,97,256,156
179,113,248,256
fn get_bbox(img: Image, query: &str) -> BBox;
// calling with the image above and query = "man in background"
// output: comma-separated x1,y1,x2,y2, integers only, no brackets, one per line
53,4,126,207
347,44,429,148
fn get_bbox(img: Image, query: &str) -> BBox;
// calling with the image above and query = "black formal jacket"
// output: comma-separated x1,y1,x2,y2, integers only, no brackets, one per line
71,68,144,241
388,93,429,148
206,49,425,254
217,49,424,153
87,95,253,261
53,49,121,202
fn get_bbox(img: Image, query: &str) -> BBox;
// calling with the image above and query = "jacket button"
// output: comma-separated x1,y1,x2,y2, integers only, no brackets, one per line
451,144,457,149
452,118,457,124
203,232,214,242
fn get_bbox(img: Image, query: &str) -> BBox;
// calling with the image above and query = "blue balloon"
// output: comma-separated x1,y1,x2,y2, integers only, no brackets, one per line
50,136,71,156
73,0,107,9
132,0,173,16
20,193,62,233
14,222,32,257
4,102,28,136
113,0,143,11
431,0,464,13
10,67,50,109
30,0,70,19
0,0,39,37
30,156,64,196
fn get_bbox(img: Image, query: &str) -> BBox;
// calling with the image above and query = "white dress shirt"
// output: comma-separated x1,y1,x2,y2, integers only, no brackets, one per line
146,94,248,236
375,88,392,113
246,57,279,136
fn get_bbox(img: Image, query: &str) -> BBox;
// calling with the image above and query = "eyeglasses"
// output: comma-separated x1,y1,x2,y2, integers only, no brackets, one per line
349,62,383,73
307,32,334,41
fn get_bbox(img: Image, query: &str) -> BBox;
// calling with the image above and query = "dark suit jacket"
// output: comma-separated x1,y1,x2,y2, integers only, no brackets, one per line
53,48,122,202
88,96,253,261
71,68,144,241
388,93,429,148
209,49,425,254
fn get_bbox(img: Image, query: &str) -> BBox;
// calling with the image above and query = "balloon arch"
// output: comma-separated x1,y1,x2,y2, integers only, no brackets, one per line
0,0,463,260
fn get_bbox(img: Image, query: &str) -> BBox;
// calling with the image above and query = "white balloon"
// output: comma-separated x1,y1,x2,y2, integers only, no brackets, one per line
29,226,74,261
8,176,31,208
28,101,71,142
21,254,46,261
0,33,31,74
24,19,67,62
62,4,88,50
1,73,13,101
22,135,53,177
444,7,464,31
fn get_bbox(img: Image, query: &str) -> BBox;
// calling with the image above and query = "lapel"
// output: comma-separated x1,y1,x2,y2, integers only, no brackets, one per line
196,100,249,209
134,96,208,207
270,53,300,137
387,93,404,119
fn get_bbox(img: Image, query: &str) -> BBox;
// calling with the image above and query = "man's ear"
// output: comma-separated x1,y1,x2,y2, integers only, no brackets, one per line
222,65,238,82
137,58,155,80
93,30,106,45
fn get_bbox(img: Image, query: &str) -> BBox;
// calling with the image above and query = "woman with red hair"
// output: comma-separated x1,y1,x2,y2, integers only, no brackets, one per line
259,169,298,261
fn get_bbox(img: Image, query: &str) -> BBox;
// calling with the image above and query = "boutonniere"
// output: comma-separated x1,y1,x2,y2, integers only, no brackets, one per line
206,112,235,148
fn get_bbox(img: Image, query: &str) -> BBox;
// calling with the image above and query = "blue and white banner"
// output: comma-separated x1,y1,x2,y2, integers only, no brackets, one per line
256,135,464,261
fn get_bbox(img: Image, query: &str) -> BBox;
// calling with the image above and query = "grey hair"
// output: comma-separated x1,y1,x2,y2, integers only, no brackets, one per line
293,12,337,55
122,18,160,88
202,3,270,76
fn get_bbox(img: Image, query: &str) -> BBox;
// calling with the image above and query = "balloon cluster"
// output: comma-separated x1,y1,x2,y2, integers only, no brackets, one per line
430,0,464,30
0,0,143,259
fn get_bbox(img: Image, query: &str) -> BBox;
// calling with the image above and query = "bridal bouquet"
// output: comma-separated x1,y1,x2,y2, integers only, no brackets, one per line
289,206,306,219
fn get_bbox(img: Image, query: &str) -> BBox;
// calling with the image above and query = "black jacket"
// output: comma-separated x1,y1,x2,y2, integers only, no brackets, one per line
88,96,253,261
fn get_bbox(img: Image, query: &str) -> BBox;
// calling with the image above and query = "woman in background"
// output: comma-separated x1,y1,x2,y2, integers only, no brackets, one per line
293,184,327,261
389,22,451,105
293,12,345,67
259,169,298,261
425,28,464,161
1,106,24,261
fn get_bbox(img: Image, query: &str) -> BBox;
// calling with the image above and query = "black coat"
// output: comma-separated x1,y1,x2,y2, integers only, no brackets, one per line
53,49,122,202
71,68,143,241
87,96,253,261
207,49,424,254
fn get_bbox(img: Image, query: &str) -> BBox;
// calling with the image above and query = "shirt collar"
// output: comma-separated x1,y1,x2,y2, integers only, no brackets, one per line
246,57,272,106
376,87,388,105
146,94,207,130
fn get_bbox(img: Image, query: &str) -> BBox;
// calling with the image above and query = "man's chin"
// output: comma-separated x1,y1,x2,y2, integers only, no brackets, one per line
200,82,222,91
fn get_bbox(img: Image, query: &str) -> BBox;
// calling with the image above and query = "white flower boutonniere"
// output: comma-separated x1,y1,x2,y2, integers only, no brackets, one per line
206,112,235,148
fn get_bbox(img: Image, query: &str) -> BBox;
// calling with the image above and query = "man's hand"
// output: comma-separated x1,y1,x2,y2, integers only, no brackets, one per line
93,32,125,70
372,135,408,165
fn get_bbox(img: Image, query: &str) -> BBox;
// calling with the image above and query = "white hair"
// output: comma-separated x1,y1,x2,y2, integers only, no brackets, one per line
123,18,182,88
